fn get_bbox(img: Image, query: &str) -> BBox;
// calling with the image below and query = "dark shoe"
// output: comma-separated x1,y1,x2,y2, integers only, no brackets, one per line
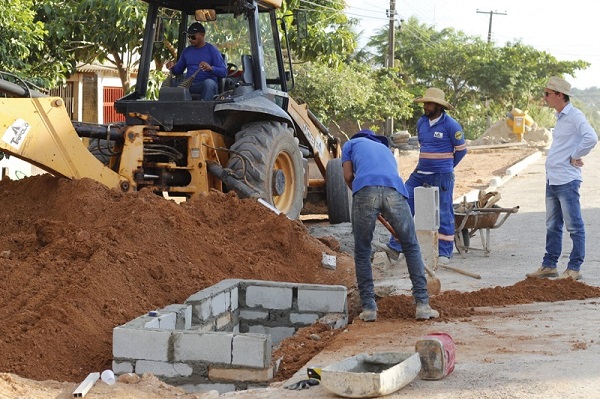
526,267,559,278
415,303,439,320
373,242,400,261
558,269,582,280
358,309,377,322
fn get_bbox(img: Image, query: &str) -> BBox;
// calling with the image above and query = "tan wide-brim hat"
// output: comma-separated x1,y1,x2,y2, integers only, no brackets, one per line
546,76,571,96
413,88,454,110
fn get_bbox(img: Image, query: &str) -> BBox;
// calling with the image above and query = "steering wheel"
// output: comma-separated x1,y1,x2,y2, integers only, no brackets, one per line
227,63,238,76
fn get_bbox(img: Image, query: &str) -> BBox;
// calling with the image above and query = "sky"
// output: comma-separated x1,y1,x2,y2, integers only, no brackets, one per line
345,0,599,90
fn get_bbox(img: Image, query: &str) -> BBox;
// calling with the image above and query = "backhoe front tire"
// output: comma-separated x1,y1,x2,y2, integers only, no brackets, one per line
227,121,304,219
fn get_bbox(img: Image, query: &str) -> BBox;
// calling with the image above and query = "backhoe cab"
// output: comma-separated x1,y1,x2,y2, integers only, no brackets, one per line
0,0,351,222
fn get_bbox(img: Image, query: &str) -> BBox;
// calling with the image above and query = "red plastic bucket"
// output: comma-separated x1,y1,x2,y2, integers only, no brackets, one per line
415,332,456,380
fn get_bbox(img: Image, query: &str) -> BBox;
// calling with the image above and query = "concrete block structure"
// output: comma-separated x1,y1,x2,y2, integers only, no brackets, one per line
112,279,348,393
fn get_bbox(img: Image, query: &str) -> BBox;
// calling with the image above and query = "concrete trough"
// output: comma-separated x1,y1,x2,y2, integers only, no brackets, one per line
320,352,421,398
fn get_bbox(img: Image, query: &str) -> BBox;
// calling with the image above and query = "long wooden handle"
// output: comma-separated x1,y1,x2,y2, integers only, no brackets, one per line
377,214,436,279
440,265,481,279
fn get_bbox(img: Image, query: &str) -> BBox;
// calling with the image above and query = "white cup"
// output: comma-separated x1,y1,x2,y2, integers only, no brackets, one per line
101,369,116,385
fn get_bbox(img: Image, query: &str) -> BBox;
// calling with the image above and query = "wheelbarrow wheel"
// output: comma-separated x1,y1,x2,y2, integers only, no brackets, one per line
455,228,470,253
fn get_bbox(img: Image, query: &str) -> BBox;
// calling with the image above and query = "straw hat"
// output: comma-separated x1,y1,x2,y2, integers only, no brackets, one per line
413,88,454,110
546,76,571,96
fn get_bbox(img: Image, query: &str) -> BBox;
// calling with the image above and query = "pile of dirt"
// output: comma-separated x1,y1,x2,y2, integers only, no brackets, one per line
469,119,551,146
0,174,355,383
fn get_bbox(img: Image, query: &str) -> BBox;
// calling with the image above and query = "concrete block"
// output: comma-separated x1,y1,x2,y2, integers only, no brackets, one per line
416,230,438,271
197,322,215,332
112,360,133,374
232,334,272,368
209,366,273,382
144,318,160,329
185,279,241,303
297,285,347,313
239,309,269,321
135,360,193,377
161,304,192,330
197,300,211,321
248,325,295,347
215,312,232,330
230,287,239,311
246,285,292,310
113,327,171,361
289,312,320,325
157,313,176,330
173,331,233,364
322,253,337,269
211,291,227,316
319,313,348,330
488,176,503,188
414,186,440,230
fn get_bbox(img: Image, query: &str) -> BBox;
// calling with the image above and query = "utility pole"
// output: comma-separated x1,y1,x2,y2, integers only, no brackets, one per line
385,0,396,135
476,9,507,43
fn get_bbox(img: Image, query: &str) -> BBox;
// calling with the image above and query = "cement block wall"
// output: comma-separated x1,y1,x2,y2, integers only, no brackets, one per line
112,279,348,393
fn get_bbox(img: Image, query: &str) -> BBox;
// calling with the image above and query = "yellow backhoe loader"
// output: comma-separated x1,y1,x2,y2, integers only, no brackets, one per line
0,0,351,222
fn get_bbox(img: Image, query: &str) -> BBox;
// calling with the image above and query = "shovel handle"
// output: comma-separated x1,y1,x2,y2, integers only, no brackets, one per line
377,214,436,279
440,265,481,279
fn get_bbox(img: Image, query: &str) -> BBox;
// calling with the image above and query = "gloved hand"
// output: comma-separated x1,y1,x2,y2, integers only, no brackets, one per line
284,378,320,390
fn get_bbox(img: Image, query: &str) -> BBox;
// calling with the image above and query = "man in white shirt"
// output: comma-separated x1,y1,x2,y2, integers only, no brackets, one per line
527,76,598,280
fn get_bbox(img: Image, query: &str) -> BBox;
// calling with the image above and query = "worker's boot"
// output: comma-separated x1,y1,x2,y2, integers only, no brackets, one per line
558,269,582,280
358,309,377,322
526,266,559,278
415,303,439,320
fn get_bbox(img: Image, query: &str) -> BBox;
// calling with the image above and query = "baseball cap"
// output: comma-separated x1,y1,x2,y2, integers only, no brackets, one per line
185,22,205,34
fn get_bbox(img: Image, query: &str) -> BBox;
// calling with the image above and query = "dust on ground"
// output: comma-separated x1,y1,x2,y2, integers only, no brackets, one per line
3,146,599,399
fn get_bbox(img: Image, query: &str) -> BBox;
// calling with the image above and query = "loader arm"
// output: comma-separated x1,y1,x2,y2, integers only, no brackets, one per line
287,96,341,178
0,97,131,191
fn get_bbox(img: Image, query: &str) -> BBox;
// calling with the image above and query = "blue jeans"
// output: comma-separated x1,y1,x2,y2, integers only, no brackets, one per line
543,180,585,271
388,171,456,257
190,79,218,101
352,186,430,311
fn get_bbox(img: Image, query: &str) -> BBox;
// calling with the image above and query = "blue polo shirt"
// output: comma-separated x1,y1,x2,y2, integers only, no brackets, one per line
342,137,409,198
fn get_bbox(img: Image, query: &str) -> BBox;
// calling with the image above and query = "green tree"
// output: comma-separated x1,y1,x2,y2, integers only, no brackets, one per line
281,0,358,66
73,0,147,92
366,17,591,138
291,61,412,135
0,0,65,87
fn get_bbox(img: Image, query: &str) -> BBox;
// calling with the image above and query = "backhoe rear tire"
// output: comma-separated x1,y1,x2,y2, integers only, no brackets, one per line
227,121,304,219
326,158,352,224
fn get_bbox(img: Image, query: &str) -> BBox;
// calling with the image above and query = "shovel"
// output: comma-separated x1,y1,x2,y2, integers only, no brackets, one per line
377,214,442,295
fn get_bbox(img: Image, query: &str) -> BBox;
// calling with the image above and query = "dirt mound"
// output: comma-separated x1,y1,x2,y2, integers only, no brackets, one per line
0,175,355,383
469,119,551,146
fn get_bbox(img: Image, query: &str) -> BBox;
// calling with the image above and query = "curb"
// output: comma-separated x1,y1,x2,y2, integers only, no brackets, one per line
457,150,543,203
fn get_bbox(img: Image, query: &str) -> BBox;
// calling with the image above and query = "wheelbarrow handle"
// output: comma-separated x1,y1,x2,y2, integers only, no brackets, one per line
471,206,520,213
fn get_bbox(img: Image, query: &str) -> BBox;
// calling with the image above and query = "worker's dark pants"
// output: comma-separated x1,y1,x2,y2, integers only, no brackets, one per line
352,186,429,312
388,171,456,257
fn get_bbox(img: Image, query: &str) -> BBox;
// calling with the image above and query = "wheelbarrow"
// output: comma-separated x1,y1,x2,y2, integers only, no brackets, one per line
454,202,519,257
